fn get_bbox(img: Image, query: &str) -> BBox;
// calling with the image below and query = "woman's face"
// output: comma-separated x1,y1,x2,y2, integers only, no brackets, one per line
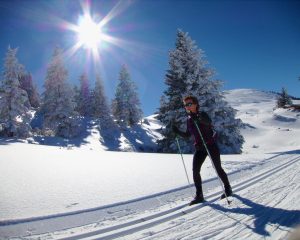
183,100,198,113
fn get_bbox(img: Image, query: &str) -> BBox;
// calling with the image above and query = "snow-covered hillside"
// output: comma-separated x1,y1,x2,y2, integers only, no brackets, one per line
0,89,299,240
224,89,300,154
27,88,300,155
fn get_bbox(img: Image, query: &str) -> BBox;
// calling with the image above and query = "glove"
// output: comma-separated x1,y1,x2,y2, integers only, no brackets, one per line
189,112,198,121
190,113,202,125
172,125,180,134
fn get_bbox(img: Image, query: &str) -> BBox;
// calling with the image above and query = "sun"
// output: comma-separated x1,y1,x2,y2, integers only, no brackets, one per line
59,0,135,66
76,14,103,51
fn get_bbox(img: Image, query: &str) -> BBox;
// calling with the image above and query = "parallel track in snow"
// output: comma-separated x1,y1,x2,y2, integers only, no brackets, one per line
61,155,300,240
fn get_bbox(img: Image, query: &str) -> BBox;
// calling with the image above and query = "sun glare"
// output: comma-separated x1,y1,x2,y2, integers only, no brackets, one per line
58,0,135,68
77,15,103,51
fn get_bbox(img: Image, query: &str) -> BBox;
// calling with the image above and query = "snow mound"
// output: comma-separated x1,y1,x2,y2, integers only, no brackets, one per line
273,108,299,123
224,89,300,153
273,114,297,122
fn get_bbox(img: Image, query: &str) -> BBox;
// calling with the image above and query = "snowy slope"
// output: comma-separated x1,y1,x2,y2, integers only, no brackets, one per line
0,89,299,240
224,89,300,154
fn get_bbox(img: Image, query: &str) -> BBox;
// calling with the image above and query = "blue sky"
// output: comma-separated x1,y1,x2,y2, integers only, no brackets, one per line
0,0,299,116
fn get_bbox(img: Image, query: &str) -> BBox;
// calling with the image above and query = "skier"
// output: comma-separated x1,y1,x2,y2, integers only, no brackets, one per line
172,95,232,205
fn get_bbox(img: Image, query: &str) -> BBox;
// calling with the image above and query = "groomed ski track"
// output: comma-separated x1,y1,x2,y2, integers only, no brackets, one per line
1,153,300,239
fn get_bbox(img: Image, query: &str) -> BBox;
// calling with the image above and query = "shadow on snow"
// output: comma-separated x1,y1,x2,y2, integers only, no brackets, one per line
100,124,157,152
268,149,300,155
0,138,25,145
209,194,300,237
2,119,158,152
30,119,92,148
121,125,157,152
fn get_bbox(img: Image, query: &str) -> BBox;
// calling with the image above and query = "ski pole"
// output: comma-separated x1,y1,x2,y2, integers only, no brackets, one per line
175,137,192,187
193,120,231,205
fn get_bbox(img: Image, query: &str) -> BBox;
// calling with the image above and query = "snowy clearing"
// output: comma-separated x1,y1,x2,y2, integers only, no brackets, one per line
0,89,300,239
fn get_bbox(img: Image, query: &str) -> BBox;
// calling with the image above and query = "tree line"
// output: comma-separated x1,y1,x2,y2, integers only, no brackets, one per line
1,29,263,153
0,46,143,138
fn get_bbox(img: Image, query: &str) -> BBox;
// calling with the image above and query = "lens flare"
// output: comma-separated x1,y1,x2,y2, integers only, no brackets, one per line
77,14,103,51
53,0,140,72
62,0,132,65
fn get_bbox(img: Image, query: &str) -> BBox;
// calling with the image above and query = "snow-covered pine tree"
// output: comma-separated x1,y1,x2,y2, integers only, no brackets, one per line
184,46,244,153
42,47,80,138
73,84,80,112
112,65,143,127
0,46,32,138
157,29,244,153
188,79,244,154
277,87,292,108
156,29,199,153
77,73,91,116
19,72,40,108
92,74,115,129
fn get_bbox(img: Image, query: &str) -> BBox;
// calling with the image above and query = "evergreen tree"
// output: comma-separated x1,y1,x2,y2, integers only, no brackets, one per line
0,47,32,138
277,87,292,108
190,80,244,154
42,47,80,138
78,73,91,116
112,65,143,127
156,30,200,153
92,74,114,129
73,84,80,112
157,30,244,153
19,72,40,108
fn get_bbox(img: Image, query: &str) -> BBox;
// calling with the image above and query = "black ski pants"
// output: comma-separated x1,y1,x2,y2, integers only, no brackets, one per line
193,142,231,198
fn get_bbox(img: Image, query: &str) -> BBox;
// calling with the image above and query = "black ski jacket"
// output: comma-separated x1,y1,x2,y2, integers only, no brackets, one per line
176,112,216,150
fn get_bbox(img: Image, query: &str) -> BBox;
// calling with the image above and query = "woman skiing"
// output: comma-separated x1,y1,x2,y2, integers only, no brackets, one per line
172,95,232,205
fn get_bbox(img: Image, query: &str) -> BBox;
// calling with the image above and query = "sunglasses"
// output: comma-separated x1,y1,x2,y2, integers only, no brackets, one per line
184,102,194,107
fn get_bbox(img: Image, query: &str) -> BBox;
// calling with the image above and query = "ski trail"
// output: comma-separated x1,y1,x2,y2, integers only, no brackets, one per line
0,152,287,226
126,156,300,240
66,156,300,240
15,154,299,240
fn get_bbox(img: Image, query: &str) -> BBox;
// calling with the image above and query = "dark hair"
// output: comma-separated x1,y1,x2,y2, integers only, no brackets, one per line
183,95,199,111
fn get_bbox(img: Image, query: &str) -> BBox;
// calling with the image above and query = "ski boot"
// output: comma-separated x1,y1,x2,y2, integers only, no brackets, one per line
220,186,232,199
189,195,205,206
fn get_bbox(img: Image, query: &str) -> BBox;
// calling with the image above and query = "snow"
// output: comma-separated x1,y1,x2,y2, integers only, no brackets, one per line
224,89,300,153
0,89,300,239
